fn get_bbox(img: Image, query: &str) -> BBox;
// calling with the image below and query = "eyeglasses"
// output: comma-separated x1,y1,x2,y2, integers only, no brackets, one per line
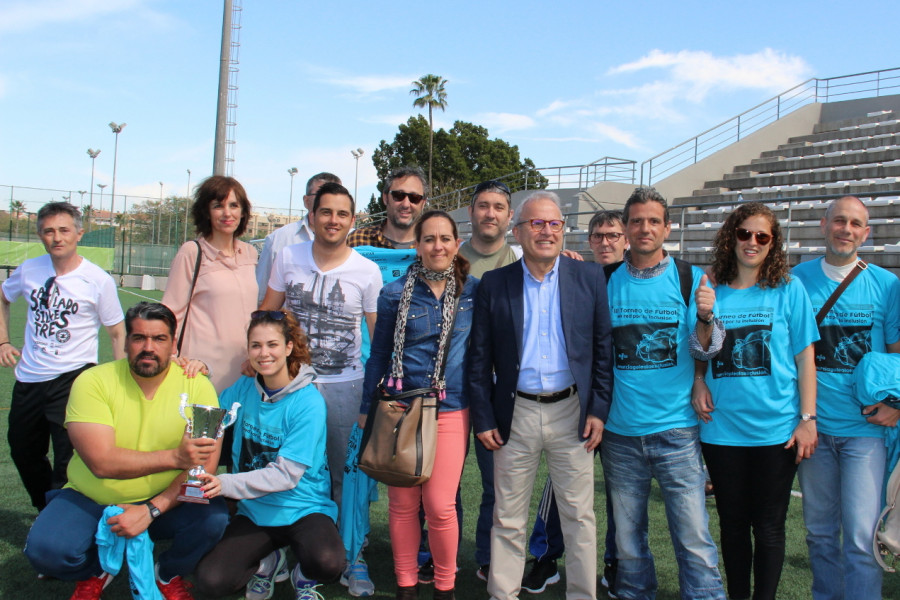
250,310,286,321
40,276,56,309
517,219,564,233
589,232,624,243
389,190,426,205
735,228,772,245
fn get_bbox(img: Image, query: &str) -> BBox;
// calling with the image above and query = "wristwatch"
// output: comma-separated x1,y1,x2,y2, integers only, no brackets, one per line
696,312,714,325
147,501,161,520
800,413,817,422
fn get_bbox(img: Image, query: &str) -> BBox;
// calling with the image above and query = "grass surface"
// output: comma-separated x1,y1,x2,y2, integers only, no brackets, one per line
0,287,897,598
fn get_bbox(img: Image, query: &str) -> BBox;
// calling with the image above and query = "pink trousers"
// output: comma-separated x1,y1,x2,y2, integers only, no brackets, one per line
388,408,469,591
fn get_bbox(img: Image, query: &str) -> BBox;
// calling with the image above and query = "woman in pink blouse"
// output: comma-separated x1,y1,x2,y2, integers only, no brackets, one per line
162,175,258,394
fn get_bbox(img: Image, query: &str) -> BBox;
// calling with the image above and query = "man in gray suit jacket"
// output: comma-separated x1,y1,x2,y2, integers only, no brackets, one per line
470,191,613,600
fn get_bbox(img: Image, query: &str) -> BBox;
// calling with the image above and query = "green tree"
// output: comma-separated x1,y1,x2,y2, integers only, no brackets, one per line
410,74,448,190
10,201,25,235
372,116,548,209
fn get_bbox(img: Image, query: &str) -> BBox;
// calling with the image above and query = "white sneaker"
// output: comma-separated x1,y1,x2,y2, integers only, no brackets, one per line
340,558,375,597
246,548,287,600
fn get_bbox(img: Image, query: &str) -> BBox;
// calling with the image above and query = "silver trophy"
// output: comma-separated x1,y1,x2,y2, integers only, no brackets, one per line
176,393,240,504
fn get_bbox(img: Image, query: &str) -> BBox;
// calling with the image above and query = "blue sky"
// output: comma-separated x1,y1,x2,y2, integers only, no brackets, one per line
1,0,897,218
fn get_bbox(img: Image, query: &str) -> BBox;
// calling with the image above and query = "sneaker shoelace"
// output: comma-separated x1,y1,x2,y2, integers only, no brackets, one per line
294,581,325,600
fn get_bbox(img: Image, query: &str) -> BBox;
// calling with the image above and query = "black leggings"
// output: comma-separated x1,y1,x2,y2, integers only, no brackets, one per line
195,512,345,596
701,443,797,600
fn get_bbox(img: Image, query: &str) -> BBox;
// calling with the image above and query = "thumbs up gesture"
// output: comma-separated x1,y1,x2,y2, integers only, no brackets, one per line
695,274,715,324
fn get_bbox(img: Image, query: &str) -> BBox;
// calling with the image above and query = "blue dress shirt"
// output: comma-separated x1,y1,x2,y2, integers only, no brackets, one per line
517,257,576,394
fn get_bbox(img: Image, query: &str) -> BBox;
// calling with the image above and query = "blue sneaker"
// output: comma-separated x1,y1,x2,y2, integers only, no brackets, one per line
340,558,375,597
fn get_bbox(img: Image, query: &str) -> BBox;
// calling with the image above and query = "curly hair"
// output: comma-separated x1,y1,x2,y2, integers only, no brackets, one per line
711,202,790,289
414,210,470,297
191,175,251,238
247,311,311,379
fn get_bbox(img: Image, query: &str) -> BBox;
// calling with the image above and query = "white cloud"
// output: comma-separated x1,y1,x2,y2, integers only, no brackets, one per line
476,112,536,132
586,122,642,149
312,68,417,96
609,48,812,101
0,0,147,33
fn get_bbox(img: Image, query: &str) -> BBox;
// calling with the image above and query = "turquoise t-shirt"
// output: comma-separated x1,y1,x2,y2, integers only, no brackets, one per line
221,376,338,527
605,261,706,436
700,278,818,446
793,258,900,438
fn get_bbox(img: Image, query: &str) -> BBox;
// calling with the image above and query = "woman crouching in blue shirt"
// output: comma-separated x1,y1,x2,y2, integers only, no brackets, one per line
361,210,477,600
195,310,344,599
693,202,818,600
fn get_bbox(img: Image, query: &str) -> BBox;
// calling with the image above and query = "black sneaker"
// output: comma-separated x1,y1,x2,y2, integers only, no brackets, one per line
476,564,489,582
520,558,560,594
418,557,434,584
602,560,619,599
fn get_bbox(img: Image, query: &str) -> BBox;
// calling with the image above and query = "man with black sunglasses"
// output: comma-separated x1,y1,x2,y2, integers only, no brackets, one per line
347,166,428,250
0,202,125,514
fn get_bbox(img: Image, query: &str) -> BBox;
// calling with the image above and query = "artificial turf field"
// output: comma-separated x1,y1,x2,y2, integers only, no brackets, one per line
0,287,896,598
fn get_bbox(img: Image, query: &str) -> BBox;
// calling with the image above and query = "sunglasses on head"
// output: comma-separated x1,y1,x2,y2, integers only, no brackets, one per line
389,190,426,205
250,310,286,321
735,228,772,245
473,180,511,195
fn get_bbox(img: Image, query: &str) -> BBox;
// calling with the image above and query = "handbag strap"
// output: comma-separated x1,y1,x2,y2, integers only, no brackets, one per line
176,240,203,355
815,259,867,325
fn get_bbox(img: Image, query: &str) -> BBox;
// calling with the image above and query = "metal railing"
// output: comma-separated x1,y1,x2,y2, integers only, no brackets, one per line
640,67,900,186
427,157,636,213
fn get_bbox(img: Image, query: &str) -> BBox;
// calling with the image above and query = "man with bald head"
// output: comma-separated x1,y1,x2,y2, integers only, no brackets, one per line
794,195,900,600
470,191,613,600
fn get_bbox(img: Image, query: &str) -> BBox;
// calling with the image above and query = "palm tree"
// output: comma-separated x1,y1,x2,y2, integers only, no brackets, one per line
410,74,448,190
10,201,25,236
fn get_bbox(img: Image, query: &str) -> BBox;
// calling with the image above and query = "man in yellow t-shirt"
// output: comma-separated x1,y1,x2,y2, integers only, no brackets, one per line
25,302,228,600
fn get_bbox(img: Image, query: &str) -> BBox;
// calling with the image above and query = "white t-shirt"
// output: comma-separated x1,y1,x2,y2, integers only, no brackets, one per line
269,242,381,382
2,255,124,382
255,219,314,303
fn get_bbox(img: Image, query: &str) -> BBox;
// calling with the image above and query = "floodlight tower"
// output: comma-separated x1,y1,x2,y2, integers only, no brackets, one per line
87,148,101,231
97,183,107,226
109,122,126,223
287,167,298,220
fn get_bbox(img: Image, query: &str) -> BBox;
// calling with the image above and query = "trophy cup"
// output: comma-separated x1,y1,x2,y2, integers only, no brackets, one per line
176,393,240,504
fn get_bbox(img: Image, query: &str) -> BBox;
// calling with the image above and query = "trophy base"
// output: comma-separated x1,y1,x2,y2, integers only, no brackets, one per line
177,482,209,504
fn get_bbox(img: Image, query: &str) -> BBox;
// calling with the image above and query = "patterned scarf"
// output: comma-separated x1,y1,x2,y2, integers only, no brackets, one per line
387,257,458,399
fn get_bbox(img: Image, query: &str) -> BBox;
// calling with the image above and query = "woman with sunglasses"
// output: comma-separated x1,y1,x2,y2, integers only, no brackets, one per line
693,202,818,600
162,175,258,395
195,310,344,600
361,210,476,600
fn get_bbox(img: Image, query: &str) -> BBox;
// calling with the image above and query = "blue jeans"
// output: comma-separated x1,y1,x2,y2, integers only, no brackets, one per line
601,427,724,600
25,488,229,582
798,433,885,600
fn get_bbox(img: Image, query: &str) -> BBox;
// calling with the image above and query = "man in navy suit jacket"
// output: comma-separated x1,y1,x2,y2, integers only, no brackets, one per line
469,191,613,600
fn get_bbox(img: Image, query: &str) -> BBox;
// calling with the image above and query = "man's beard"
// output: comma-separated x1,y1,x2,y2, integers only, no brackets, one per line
130,352,167,378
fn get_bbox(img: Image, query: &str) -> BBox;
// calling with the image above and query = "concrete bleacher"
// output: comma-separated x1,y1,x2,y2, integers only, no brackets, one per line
653,96,900,274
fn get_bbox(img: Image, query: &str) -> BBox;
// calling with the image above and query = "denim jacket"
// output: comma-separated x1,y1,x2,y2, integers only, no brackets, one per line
361,275,478,414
